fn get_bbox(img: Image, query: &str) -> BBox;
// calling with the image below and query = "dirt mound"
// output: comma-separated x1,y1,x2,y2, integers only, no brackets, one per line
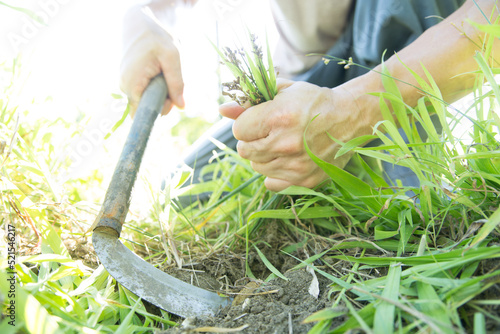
160,268,335,333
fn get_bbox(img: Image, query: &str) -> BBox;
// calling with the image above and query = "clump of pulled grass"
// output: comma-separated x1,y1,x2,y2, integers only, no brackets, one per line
212,32,277,106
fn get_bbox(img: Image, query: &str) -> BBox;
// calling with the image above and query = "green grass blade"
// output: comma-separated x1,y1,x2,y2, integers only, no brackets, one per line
334,134,378,158
394,54,454,143
114,298,142,334
380,59,412,139
104,104,130,139
266,32,277,97
416,282,455,334
304,116,394,219
0,2,46,24
373,263,401,334
244,51,270,101
468,20,500,37
474,52,500,109
279,185,356,221
470,205,500,247
420,63,454,145
303,308,347,323
330,246,500,266
248,206,340,221
330,303,375,334
378,94,396,125
474,312,486,334
254,245,288,281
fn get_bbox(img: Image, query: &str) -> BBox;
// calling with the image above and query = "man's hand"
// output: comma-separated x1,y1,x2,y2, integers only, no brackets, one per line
220,79,377,192
120,5,185,117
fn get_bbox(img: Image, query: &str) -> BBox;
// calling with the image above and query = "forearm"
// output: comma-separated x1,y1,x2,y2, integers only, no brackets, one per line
388,0,498,103
347,0,499,132
122,0,197,47
146,0,197,26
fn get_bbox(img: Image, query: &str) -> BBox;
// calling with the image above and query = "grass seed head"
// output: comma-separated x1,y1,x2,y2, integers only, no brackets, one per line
214,32,277,106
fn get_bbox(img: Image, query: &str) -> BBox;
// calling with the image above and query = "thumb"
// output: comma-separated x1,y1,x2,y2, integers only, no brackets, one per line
219,101,249,120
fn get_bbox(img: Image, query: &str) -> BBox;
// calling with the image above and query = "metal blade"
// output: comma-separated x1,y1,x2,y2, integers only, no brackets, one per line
92,230,231,318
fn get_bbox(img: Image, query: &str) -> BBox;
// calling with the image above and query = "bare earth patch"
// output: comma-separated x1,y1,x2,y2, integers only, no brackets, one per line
160,268,335,334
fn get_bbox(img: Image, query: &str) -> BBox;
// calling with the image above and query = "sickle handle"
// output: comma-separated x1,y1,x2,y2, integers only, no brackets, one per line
93,75,167,237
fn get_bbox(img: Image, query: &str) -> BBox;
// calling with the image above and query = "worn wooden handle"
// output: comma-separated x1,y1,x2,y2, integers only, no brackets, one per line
93,75,167,236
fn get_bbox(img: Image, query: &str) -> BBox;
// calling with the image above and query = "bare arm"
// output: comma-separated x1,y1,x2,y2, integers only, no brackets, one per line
347,0,500,131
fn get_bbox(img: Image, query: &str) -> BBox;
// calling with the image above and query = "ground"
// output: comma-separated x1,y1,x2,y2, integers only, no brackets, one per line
106,221,375,333
161,269,333,334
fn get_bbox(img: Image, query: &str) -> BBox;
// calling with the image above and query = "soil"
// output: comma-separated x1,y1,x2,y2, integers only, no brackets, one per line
65,237,100,269
152,222,348,334
158,268,335,334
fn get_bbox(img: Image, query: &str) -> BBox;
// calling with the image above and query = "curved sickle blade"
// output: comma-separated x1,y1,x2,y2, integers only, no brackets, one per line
92,75,230,318
92,231,230,318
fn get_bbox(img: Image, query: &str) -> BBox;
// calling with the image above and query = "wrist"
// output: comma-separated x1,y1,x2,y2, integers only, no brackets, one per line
122,5,175,53
333,71,384,138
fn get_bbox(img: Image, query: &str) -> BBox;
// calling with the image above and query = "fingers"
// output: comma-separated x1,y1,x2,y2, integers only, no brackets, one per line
220,100,272,141
264,176,329,192
262,171,329,192
120,35,184,118
264,178,293,192
161,99,174,116
219,80,294,140
236,133,303,163
250,156,309,180
232,103,274,141
231,81,295,141
237,140,275,163
158,46,185,110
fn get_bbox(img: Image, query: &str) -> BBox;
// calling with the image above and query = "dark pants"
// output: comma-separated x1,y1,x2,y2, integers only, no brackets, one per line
178,0,462,188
